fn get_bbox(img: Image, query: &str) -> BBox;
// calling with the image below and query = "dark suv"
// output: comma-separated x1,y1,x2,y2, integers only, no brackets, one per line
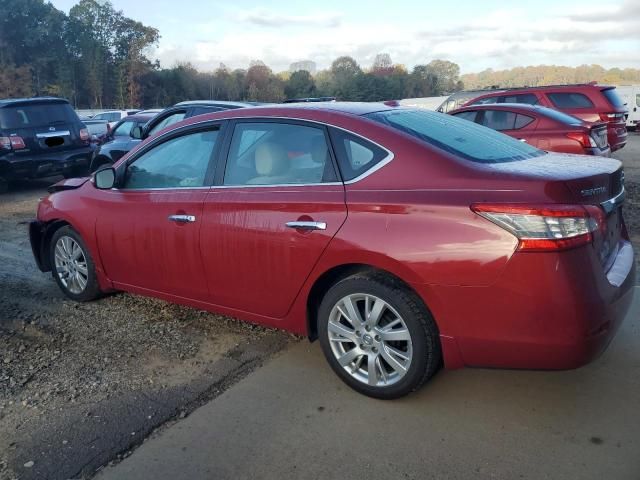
89,100,261,172
462,83,628,151
0,97,92,192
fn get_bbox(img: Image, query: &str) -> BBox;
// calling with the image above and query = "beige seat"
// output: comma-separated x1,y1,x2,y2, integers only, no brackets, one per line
247,142,291,185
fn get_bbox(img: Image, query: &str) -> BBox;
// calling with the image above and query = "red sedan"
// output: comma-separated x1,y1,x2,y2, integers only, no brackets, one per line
29,103,635,399
449,103,611,156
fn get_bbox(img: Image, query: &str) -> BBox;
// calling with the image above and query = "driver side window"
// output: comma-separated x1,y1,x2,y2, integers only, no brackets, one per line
122,129,219,189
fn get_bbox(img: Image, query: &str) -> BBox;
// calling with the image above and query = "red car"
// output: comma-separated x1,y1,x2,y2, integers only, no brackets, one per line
463,83,628,151
29,104,635,399
449,103,610,156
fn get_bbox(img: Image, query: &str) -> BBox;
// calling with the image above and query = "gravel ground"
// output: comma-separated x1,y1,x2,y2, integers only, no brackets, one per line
0,133,638,478
0,182,293,479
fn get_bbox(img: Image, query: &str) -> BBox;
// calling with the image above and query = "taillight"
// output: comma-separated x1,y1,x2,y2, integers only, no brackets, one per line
79,128,90,142
566,132,596,148
471,204,599,252
0,136,26,149
599,112,624,122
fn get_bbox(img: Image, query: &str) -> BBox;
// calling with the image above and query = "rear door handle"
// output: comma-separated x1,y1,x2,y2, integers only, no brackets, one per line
285,221,326,231
168,214,196,223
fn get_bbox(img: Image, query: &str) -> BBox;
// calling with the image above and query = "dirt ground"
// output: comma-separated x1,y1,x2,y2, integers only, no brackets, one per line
0,132,638,479
0,182,293,479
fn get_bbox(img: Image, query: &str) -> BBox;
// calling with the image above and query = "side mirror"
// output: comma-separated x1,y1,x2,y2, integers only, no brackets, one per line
93,167,116,189
131,126,143,139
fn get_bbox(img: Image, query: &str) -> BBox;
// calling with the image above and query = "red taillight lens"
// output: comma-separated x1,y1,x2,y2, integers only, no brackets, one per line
0,136,26,149
566,132,596,148
471,204,599,252
80,128,90,142
599,112,623,122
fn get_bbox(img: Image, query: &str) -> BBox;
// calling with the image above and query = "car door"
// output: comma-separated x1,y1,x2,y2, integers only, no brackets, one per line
95,122,225,300
200,119,347,318
478,109,536,144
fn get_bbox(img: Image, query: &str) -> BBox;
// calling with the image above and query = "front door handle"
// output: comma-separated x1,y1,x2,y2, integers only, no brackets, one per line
285,221,326,231
168,214,196,223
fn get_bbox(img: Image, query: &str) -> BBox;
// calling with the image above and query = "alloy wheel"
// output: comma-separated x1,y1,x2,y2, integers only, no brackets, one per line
327,293,413,387
54,236,89,294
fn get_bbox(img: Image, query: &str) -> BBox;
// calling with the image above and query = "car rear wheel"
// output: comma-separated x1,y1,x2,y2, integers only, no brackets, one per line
318,274,441,399
49,226,102,302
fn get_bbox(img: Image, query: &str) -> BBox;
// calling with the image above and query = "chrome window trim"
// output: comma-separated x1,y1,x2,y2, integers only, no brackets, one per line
36,130,71,138
140,115,395,189
601,187,625,214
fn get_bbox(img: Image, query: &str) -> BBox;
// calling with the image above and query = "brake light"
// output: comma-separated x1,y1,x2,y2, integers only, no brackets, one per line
599,112,623,122
471,204,599,252
79,128,90,142
0,136,26,149
566,132,596,148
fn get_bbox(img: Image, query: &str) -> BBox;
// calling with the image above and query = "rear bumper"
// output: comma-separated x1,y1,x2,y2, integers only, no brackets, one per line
585,146,611,157
419,240,635,370
0,146,93,180
608,125,628,151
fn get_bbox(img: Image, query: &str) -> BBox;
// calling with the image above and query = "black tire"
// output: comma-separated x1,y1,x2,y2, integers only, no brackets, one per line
318,273,441,399
49,225,102,302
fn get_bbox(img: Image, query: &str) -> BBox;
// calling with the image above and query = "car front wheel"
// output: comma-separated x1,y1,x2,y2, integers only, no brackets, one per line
49,226,102,302
318,273,441,399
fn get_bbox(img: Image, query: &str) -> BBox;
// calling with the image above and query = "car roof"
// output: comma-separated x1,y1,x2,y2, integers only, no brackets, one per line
0,96,69,107
174,100,265,108
119,113,155,122
264,101,397,116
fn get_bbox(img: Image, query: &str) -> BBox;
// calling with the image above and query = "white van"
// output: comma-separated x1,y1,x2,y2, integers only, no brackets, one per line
615,85,640,129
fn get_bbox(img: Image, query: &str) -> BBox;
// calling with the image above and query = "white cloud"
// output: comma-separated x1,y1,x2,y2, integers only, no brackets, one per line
152,1,640,73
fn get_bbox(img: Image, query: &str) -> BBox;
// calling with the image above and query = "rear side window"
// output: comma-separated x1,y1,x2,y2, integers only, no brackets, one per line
329,129,389,181
112,120,136,137
601,88,625,108
481,110,518,131
547,92,594,109
366,109,544,164
498,93,539,105
0,103,78,129
537,108,582,126
452,111,479,122
514,114,535,129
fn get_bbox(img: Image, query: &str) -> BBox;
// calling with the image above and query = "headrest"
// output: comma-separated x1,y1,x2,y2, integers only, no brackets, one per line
255,142,288,176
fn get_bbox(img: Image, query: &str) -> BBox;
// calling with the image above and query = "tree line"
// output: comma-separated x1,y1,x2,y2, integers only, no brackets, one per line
0,0,463,108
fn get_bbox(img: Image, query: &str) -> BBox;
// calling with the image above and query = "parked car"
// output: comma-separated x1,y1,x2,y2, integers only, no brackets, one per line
615,84,640,130
0,97,93,192
436,89,498,113
80,119,110,145
283,97,336,103
89,112,156,172
29,104,634,399
461,83,628,151
90,100,259,172
449,103,610,156
91,110,140,128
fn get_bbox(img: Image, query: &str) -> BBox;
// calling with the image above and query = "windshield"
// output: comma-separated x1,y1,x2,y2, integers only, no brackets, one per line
0,102,78,129
366,109,545,163
601,88,625,109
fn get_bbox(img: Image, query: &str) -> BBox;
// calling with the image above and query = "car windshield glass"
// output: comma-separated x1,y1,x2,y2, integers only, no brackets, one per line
601,88,625,109
0,103,78,129
366,109,545,163
537,107,583,125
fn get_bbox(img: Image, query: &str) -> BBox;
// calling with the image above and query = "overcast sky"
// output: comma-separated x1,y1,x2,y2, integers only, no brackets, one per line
49,0,640,73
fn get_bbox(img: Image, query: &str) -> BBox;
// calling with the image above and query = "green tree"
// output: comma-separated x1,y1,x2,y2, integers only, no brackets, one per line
285,70,316,99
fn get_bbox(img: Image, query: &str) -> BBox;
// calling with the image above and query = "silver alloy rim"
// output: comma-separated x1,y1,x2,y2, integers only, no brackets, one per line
327,293,413,387
54,236,89,294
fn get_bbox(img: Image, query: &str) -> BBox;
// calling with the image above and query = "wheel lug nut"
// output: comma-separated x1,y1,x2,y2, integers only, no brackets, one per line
374,335,381,342
365,325,371,332
372,347,378,353
359,344,365,349
355,331,361,337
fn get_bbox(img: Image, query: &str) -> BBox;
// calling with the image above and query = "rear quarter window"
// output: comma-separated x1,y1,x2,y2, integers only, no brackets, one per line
366,109,544,164
601,88,625,109
329,128,389,181
547,92,594,109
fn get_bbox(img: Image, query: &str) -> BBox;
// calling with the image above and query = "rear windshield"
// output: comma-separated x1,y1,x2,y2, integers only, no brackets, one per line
601,88,625,109
365,109,545,164
0,102,79,129
537,107,583,125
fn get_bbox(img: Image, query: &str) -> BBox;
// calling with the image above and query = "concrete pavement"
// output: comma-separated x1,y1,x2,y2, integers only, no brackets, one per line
97,288,640,480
